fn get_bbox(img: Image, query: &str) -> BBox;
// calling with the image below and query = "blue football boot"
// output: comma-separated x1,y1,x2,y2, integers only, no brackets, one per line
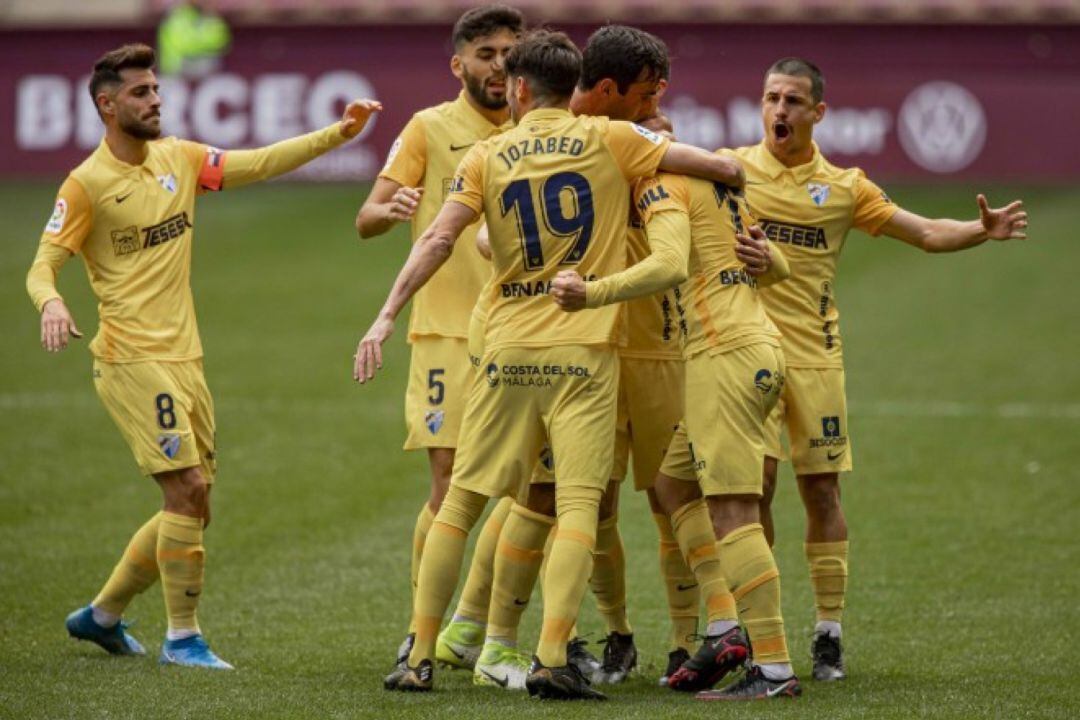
65,605,146,656
159,634,234,670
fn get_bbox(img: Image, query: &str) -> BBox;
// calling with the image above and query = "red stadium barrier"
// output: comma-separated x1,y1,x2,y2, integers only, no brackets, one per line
2,23,1078,181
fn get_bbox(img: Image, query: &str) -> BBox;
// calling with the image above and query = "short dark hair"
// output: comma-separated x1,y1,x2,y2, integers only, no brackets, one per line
579,25,669,94
766,57,825,103
89,43,156,105
505,29,581,103
451,5,525,51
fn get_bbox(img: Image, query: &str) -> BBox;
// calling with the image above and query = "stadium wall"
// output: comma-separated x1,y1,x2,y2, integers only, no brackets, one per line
2,23,1077,182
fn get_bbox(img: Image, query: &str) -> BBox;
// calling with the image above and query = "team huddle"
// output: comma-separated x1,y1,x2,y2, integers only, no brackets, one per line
27,3,1028,703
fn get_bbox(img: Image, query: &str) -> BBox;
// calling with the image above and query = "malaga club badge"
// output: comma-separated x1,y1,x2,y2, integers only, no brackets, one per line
158,433,182,459
425,410,445,435
157,173,178,193
807,182,831,207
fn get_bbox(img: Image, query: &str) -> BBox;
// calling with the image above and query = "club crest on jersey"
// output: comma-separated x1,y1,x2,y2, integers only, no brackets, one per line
46,198,67,234
425,410,445,435
158,433,182,459
807,182,830,206
157,173,177,193
632,123,664,145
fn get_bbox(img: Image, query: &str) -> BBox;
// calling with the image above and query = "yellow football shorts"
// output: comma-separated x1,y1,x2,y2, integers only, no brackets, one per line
660,342,785,497
93,359,216,481
451,345,619,498
763,366,852,475
404,336,471,450
527,356,682,490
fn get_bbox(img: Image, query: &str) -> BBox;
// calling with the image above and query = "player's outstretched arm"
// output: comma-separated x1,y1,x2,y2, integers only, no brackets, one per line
881,194,1028,253
658,144,745,189
26,243,82,352
552,210,690,312
353,200,478,383
355,178,423,239
214,99,382,190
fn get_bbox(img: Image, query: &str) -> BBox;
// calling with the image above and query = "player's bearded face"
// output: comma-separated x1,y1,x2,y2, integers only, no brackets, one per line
458,30,517,111
114,70,162,140
762,74,823,156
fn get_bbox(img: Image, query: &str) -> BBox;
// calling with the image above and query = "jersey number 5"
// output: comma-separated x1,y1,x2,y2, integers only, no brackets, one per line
500,172,594,272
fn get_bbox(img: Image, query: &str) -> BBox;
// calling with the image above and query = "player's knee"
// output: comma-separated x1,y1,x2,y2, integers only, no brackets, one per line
653,473,701,516
800,474,842,520
525,483,557,518
158,467,208,517
708,494,760,540
597,480,620,521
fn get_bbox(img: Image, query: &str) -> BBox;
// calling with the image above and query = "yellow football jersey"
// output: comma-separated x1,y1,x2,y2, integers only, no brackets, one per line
37,125,348,362
449,108,670,352
734,141,897,368
41,137,212,361
634,171,781,359
380,90,510,341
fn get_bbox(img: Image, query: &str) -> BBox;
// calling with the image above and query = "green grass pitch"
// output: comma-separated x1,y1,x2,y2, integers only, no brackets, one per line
0,180,1076,719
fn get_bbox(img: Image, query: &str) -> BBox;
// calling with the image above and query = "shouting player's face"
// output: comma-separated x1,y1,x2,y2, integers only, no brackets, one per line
762,73,824,160
107,68,162,140
454,28,518,111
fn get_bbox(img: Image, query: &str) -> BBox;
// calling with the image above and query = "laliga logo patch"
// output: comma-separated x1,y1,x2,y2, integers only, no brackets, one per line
157,173,177,193
425,410,445,435
158,433,182,459
486,363,499,388
46,198,67,234
632,123,664,145
383,137,402,170
807,182,831,207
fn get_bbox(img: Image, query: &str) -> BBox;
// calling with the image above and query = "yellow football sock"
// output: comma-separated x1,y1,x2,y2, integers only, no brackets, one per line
157,511,204,634
717,523,790,664
537,485,602,668
488,502,554,641
654,512,700,651
407,503,435,634
590,515,632,635
408,486,487,666
93,512,162,617
454,496,514,624
671,501,737,628
806,540,849,624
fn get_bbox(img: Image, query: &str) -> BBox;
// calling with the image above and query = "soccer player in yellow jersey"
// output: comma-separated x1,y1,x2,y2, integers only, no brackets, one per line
739,57,1028,681
353,30,744,699
25,44,379,669
475,26,697,688
354,5,523,671
553,152,803,699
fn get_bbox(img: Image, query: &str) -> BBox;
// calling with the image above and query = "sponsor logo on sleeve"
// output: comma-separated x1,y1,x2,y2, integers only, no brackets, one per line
632,123,664,145
45,198,67,234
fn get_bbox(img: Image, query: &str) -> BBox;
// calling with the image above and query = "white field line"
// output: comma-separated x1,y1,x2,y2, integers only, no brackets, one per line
2,392,1079,421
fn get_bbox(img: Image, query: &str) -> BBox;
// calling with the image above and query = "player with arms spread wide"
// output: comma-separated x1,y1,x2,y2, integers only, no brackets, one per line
26,44,379,669
740,57,1028,681
354,4,524,672
353,29,743,699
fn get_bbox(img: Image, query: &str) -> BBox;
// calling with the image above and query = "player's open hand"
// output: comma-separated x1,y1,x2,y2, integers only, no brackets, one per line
340,99,383,139
736,225,773,275
978,194,1028,241
40,298,82,352
388,187,423,222
353,315,395,383
551,270,587,312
